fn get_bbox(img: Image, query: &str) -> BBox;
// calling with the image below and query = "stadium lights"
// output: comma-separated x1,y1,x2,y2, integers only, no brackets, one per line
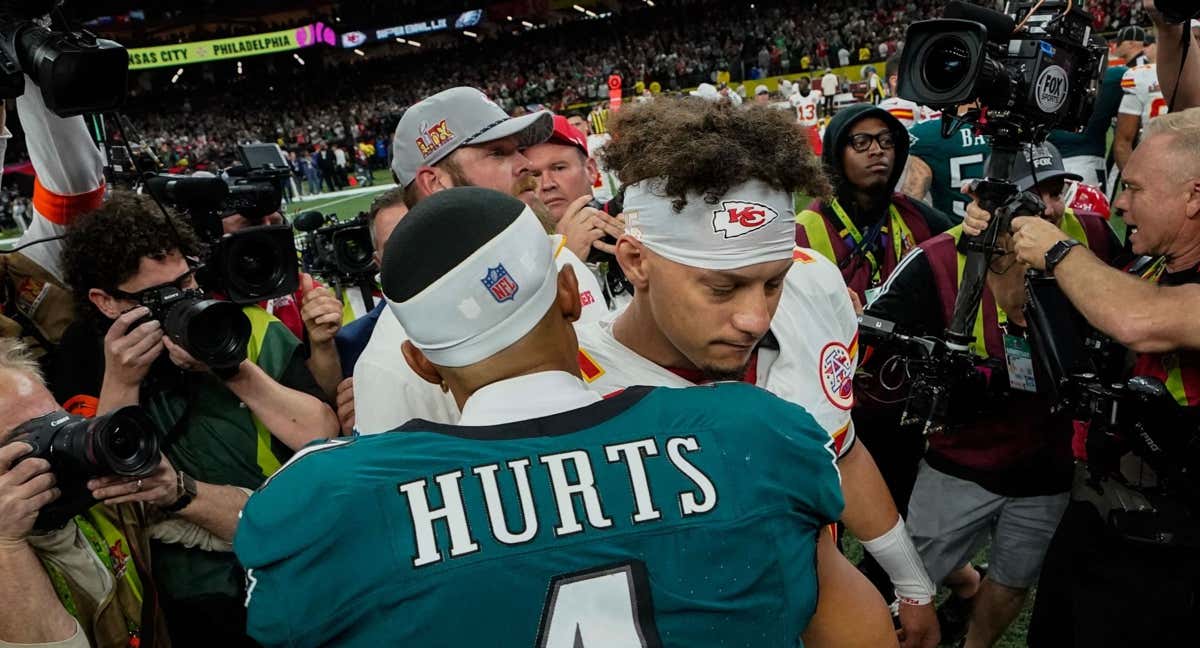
573,4,586,11
646,0,655,5
353,48,365,56
586,10,599,17
170,67,183,84
521,20,534,28
293,53,305,65
462,30,478,38
507,15,513,21
236,61,243,74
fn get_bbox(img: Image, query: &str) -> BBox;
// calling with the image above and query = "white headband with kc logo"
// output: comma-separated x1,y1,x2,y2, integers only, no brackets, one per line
622,178,797,270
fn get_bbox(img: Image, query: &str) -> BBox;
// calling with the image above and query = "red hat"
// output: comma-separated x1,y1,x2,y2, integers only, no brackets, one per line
547,114,589,156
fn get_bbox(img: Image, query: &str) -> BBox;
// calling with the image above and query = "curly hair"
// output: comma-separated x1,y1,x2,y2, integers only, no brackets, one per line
63,190,203,317
598,97,831,211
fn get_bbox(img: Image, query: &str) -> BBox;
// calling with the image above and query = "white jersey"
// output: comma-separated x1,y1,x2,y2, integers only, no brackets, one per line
790,90,823,127
586,133,619,203
1119,64,1167,127
576,248,859,458
353,238,607,434
877,97,935,130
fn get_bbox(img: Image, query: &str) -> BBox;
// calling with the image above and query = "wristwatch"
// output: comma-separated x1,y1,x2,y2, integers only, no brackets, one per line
163,471,198,513
1044,239,1081,275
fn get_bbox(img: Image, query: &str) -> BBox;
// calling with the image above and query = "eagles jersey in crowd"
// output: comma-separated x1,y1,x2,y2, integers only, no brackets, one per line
908,119,990,219
235,383,844,647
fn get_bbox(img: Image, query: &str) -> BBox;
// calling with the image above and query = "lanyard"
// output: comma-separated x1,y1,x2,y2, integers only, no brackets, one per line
830,199,916,285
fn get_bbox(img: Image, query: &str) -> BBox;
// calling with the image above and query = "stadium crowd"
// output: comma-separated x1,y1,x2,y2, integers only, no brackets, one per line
3,1,1200,648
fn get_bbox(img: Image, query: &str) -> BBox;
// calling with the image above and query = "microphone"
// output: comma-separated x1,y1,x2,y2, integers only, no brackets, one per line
945,0,1017,42
293,210,328,232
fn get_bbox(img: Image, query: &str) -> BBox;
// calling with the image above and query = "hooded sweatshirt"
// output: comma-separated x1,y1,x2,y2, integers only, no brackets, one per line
796,104,955,302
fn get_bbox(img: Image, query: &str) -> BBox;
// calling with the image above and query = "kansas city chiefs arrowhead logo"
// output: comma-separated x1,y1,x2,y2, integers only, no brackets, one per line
712,200,779,239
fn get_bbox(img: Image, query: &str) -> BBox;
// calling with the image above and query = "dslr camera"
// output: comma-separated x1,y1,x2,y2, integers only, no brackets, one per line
899,0,1107,139
0,0,129,116
294,210,376,288
10,406,161,531
134,283,250,370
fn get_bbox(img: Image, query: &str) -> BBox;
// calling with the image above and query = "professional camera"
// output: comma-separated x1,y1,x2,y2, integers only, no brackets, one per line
10,406,161,531
144,170,299,305
295,210,376,285
0,1,129,116
135,283,251,370
899,0,1107,140
1155,0,1200,25
858,314,992,435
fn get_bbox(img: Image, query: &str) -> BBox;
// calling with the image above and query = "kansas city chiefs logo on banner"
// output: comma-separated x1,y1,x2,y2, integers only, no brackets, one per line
712,200,779,239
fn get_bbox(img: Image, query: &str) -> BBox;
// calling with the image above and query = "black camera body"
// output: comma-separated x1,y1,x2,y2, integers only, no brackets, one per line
899,0,1106,139
1155,0,1200,25
858,314,991,436
295,210,376,286
136,284,250,369
144,172,299,305
11,406,161,531
0,1,129,116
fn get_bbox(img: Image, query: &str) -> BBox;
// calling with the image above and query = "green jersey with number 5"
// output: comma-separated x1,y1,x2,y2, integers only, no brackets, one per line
909,119,991,219
234,383,844,648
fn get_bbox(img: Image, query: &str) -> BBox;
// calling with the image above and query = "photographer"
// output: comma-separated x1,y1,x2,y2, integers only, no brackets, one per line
0,337,247,648
970,110,1200,644
867,143,1119,648
0,77,104,374
54,193,337,646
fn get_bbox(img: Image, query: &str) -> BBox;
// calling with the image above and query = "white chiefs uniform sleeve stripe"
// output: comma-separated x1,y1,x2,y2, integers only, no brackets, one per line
1118,64,1166,124
576,247,858,458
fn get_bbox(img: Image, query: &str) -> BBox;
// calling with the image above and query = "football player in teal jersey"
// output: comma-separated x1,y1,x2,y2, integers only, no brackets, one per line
234,187,897,648
902,113,991,220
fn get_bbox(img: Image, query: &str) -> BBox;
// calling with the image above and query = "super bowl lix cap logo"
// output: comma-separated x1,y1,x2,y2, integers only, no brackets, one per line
416,120,456,159
712,200,779,239
482,264,519,303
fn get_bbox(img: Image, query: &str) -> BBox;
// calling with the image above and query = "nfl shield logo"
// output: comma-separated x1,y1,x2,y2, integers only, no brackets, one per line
482,264,519,303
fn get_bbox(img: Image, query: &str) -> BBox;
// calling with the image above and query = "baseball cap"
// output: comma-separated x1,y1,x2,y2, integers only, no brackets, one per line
545,115,588,156
1117,25,1148,44
755,84,770,96
390,87,554,187
382,187,559,367
690,83,720,100
994,142,1082,193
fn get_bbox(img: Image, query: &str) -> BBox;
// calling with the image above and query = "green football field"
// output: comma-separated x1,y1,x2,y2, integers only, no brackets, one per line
288,169,398,222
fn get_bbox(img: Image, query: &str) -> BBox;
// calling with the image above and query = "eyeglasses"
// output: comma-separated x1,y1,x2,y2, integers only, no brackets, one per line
848,131,896,153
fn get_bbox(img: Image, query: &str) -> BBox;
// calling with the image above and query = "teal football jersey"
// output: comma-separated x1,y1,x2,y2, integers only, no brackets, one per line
909,119,991,219
234,383,844,647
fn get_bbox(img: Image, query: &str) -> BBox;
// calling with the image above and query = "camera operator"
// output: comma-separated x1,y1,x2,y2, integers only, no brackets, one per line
960,108,1200,646
0,77,104,375
0,337,248,648
53,193,337,646
867,143,1120,648
331,188,409,434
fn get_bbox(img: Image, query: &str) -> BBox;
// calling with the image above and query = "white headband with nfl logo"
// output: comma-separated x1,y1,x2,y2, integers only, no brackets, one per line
622,178,797,270
387,205,560,368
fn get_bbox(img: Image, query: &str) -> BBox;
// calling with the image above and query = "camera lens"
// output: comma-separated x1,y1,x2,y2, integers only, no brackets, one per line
164,297,251,369
91,407,161,476
334,228,377,275
923,36,973,93
232,238,287,295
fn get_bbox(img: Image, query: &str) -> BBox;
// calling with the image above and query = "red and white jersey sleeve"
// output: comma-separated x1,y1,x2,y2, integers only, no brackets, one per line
791,91,823,127
1119,64,1167,126
575,248,859,458
14,75,106,283
877,97,935,129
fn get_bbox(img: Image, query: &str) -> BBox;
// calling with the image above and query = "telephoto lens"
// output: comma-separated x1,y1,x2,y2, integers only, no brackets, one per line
161,296,252,370
9,406,163,530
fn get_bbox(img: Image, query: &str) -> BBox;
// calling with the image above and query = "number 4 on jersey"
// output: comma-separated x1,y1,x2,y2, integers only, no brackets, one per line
536,561,663,647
